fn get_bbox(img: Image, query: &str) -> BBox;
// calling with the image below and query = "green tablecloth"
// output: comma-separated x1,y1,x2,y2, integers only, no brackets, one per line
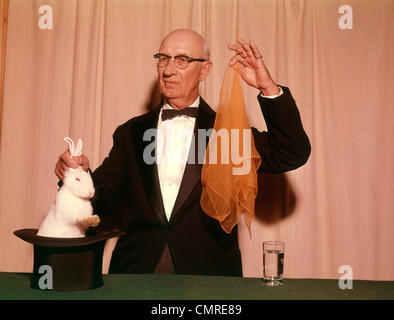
0,272,392,300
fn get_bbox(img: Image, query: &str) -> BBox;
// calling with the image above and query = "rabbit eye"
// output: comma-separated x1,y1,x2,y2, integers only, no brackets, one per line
75,178,80,182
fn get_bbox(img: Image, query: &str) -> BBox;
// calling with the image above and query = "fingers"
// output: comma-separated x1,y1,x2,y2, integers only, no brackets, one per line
75,154,90,172
55,150,75,180
228,52,243,66
55,150,90,181
55,160,64,181
235,37,253,58
228,40,247,66
228,37,263,65
248,40,263,59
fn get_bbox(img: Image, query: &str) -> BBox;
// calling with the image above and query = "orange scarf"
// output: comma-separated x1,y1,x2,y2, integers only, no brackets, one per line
200,64,261,235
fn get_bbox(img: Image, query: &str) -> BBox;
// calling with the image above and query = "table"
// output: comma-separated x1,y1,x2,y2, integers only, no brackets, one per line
0,272,392,300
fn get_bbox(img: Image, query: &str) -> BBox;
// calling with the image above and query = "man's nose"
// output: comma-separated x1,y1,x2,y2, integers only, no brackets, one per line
163,58,177,76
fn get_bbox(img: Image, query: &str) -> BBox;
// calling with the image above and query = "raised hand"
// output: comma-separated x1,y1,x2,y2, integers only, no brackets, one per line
228,37,280,96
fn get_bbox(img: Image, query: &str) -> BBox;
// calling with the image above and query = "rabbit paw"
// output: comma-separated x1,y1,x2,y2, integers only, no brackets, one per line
80,215,101,227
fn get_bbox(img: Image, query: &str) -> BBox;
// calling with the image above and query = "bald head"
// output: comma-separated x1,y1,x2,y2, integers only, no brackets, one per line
159,29,210,60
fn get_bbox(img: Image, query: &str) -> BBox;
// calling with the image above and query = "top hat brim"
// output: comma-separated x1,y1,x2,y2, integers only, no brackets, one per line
14,228,125,247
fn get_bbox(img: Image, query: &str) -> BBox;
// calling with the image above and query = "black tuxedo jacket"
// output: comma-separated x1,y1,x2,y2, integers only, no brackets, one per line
91,87,311,276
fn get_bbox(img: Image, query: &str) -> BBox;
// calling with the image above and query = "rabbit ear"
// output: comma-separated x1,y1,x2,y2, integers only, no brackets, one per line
74,138,83,156
64,137,83,157
64,137,75,157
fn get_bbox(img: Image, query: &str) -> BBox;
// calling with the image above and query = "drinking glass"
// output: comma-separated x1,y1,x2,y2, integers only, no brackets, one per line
263,241,284,286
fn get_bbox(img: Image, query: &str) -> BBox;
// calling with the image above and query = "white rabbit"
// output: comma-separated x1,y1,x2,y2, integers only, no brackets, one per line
37,137,100,238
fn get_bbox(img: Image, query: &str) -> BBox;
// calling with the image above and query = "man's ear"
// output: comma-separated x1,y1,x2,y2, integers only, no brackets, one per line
199,61,213,82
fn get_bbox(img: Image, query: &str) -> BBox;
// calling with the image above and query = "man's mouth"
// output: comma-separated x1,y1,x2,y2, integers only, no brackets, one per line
164,80,178,87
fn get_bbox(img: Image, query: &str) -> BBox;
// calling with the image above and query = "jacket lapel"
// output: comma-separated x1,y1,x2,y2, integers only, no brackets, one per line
132,104,166,224
170,99,216,220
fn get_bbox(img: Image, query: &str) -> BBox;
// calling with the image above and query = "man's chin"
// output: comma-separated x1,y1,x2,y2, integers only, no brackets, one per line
161,89,180,100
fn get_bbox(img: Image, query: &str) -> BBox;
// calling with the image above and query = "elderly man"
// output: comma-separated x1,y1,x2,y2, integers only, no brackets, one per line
55,29,310,276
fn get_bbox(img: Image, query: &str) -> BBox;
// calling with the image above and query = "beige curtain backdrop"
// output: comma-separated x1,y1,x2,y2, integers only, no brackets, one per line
0,0,393,281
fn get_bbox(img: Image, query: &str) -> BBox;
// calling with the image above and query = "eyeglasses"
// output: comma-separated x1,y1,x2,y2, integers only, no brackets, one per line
153,53,206,69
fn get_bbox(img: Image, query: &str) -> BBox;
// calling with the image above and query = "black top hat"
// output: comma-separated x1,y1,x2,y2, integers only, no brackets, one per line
14,228,124,291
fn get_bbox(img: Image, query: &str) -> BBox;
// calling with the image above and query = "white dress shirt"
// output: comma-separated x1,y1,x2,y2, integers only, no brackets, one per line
157,97,199,220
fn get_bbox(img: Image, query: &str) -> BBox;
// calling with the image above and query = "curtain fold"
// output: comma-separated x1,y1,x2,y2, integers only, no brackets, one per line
0,0,8,145
0,0,393,280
